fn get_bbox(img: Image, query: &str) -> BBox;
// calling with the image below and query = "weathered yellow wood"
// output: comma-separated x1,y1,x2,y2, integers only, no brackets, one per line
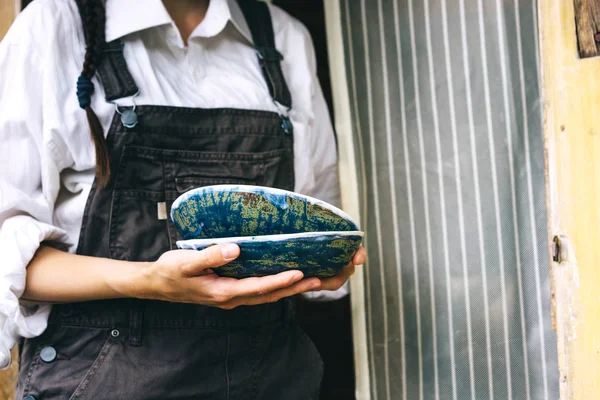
0,0,17,40
540,0,600,398
0,348,18,398
0,3,19,398
574,0,600,58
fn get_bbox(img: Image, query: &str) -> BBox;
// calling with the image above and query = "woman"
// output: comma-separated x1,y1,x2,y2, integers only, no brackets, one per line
0,0,366,398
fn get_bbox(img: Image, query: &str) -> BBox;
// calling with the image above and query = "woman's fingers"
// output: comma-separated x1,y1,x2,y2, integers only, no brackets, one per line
315,264,356,292
205,254,363,308
222,277,322,309
210,269,307,301
352,246,367,266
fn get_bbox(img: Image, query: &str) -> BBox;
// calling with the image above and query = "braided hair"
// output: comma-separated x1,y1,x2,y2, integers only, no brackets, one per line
76,0,110,187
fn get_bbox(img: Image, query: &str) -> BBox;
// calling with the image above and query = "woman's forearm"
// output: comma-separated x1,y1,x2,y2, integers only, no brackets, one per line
20,243,361,309
22,245,142,303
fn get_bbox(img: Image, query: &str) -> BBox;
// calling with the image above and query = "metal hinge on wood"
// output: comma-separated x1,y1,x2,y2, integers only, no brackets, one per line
552,235,569,263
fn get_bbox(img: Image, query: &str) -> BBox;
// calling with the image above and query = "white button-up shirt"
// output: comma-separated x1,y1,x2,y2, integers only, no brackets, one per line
0,0,345,369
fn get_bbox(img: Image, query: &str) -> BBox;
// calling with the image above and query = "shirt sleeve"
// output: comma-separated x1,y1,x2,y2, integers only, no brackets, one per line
297,26,349,302
0,13,70,369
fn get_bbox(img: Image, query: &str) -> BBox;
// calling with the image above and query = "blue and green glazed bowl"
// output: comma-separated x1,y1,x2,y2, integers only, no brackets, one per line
171,185,363,278
176,231,364,279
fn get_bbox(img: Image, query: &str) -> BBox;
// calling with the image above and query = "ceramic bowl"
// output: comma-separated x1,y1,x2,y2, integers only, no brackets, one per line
176,231,364,279
171,185,360,240
171,185,363,278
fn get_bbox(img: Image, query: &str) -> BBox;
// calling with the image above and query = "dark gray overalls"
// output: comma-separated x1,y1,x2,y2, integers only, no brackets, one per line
16,1,323,399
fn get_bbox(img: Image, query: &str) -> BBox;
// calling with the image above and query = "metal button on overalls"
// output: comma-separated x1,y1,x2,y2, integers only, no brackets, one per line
16,1,323,399
39,346,57,363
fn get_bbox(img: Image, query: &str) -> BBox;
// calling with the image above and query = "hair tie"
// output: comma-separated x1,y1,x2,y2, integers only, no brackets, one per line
76,75,95,109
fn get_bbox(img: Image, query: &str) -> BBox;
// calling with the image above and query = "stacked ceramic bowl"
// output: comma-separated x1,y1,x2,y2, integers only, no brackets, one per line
170,185,364,279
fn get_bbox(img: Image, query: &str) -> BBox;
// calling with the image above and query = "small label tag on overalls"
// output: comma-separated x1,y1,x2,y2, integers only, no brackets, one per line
157,202,167,220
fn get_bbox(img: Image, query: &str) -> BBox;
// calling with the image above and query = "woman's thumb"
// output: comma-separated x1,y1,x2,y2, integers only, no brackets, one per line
177,243,240,276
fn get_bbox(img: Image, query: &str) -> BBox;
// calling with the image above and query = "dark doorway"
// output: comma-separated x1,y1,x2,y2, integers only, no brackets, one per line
272,0,334,121
273,2,356,399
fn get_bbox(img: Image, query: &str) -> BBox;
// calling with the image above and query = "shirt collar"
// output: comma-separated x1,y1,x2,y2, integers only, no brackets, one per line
105,0,253,44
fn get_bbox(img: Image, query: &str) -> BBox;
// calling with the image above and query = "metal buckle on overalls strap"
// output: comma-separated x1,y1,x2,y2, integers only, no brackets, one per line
111,90,140,129
255,47,284,62
272,100,293,135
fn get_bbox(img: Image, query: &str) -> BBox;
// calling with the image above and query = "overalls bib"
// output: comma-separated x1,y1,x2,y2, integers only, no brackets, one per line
16,1,323,399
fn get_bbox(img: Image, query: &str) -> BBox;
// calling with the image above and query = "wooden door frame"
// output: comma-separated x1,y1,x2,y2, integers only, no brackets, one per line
323,2,371,399
540,0,600,398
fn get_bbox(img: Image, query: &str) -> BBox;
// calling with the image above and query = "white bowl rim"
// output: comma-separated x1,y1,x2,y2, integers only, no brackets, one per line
176,230,364,247
171,184,360,229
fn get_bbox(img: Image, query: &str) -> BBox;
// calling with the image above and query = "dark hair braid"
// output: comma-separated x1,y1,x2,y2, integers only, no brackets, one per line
77,0,110,187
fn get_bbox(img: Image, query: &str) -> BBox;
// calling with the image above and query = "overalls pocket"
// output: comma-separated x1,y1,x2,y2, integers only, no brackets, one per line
108,145,288,261
18,326,116,400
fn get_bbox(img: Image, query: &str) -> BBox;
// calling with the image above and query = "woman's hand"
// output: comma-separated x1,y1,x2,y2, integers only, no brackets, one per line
23,244,366,308
117,244,322,309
